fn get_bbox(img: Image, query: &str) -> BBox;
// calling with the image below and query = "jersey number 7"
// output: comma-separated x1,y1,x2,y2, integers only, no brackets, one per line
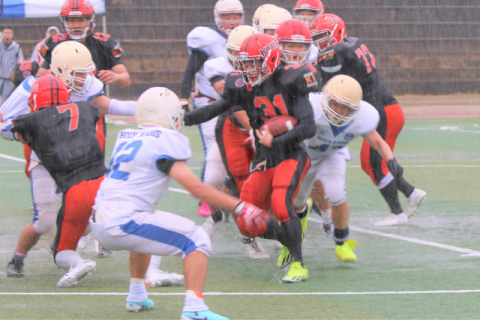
355,44,376,73
57,104,79,131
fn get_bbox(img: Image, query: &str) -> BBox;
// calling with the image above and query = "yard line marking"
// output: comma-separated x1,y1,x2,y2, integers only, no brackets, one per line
1,290,480,296
346,165,480,168
168,187,190,195
309,218,480,257
0,170,23,173
0,153,25,163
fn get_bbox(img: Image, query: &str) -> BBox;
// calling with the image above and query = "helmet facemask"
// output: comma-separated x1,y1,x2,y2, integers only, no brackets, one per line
280,39,310,65
238,53,275,87
52,60,95,94
312,26,337,52
321,92,360,127
293,9,318,28
61,15,95,41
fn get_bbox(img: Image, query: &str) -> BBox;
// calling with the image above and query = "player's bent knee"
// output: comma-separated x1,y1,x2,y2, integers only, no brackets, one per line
324,178,347,207
189,226,211,257
32,207,57,234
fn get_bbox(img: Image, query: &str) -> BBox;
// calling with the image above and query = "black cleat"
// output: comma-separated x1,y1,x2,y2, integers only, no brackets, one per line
7,258,25,278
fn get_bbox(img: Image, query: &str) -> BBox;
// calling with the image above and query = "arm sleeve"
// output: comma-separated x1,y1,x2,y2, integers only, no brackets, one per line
271,95,316,148
183,98,231,126
156,158,178,174
209,75,224,86
10,115,34,144
180,50,208,99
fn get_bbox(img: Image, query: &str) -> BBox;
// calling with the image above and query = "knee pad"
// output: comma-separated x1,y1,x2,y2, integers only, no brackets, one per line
190,226,212,257
32,208,56,234
323,176,346,207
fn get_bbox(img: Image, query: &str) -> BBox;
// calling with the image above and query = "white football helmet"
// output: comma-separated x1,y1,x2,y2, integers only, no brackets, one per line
258,7,293,34
321,75,363,127
214,0,245,36
225,25,258,65
136,87,184,132
252,4,276,31
50,41,95,94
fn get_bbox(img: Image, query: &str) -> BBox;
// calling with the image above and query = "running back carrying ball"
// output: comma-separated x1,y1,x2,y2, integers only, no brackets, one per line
260,115,298,137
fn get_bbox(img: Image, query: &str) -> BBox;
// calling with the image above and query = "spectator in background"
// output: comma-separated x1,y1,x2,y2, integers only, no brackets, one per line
0,28,23,104
30,26,60,63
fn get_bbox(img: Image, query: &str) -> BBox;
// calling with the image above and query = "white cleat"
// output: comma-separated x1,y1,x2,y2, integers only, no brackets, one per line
77,233,90,250
145,270,185,287
243,238,270,259
374,213,408,226
57,259,96,288
406,189,427,218
94,239,113,258
202,216,217,238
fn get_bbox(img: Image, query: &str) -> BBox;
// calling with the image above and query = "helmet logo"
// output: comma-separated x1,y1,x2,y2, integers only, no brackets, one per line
259,41,278,58
84,0,92,8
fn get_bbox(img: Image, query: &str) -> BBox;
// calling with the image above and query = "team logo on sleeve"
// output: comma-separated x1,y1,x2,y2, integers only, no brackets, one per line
235,78,244,87
303,72,317,88
344,133,354,141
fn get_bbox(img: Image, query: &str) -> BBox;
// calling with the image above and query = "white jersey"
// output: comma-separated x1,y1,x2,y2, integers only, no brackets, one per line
0,75,105,162
307,44,318,64
187,27,227,100
306,92,380,160
94,127,192,228
204,56,233,81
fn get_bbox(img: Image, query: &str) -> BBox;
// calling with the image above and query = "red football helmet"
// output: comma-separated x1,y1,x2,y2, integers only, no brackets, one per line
311,14,347,52
237,33,281,87
29,75,69,113
275,19,312,65
293,0,324,27
60,0,96,41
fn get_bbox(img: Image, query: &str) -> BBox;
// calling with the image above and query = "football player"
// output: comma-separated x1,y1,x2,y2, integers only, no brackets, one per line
179,0,244,217
311,14,427,226
252,4,277,31
184,34,318,283
37,0,131,87
202,25,270,259
90,87,266,318
275,19,317,65
9,75,106,288
257,6,292,36
294,75,406,262
0,42,138,279
292,0,324,28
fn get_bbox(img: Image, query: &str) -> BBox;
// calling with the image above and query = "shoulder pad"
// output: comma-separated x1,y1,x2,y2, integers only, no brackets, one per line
356,100,380,134
278,64,320,94
221,72,245,99
40,34,69,59
91,32,123,58
204,57,232,80
187,27,224,54
317,39,357,63
157,128,192,162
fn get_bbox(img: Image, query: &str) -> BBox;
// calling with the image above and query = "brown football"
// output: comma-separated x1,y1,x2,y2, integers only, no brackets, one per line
260,115,298,137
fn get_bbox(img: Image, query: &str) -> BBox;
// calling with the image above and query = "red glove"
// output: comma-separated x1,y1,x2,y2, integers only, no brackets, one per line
235,202,271,238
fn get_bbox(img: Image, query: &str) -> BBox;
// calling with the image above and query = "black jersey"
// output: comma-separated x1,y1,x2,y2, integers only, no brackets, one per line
220,64,318,168
11,101,106,192
39,32,123,74
317,37,397,109
10,61,39,87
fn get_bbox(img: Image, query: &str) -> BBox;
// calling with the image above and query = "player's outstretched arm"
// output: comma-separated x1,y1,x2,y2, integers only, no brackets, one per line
183,98,231,126
362,130,393,161
98,64,132,87
90,95,136,116
169,161,240,212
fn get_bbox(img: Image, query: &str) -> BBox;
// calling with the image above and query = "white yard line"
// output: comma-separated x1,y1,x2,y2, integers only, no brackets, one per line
0,153,25,163
0,290,479,296
309,218,480,257
0,171,23,173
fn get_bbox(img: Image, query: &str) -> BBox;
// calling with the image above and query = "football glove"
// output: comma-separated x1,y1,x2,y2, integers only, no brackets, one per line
181,101,190,114
235,202,271,238
387,158,403,179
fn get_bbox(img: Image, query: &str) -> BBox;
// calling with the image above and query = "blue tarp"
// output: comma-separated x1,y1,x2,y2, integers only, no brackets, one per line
0,0,105,19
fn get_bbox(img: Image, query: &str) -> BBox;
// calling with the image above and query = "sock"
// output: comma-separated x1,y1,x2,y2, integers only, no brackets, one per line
147,255,162,273
408,189,417,201
333,227,349,246
379,180,403,214
183,290,209,312
14,251,26,260
126,284,148,303
397,213,407,221
54,250,83,269
396,177,415,199
322,216,333,226
211,209,224,223
321,207,332,220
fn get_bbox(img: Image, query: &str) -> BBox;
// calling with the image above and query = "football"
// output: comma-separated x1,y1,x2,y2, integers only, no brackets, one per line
260,115,298,137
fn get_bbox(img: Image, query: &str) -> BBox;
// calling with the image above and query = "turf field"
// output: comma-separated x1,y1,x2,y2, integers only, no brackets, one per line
1,118,479,319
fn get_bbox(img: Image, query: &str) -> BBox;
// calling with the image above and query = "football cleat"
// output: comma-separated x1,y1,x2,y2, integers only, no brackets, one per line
57,259,96,288
126,299,154,312
299,198,313,235
181,310,229,320
198,202,211,217
242,238,270,259
282,261,309,283
335,239,358,263
77,233,90,250
277,245,292,268
323,222,334,238
145,270,185,287
6,258,24,278
202,216,217,238
374,213,408,226
406,189,427,218
94,239,113,258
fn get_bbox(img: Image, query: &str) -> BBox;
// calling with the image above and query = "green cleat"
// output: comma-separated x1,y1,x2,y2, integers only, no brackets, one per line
282,261,309,283
277,245,292,268
335,239,358,263
299,198,313,235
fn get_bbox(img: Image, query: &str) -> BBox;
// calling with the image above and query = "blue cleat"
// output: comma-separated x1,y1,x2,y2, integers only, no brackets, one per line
126,299,154,312
181,310,229,320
